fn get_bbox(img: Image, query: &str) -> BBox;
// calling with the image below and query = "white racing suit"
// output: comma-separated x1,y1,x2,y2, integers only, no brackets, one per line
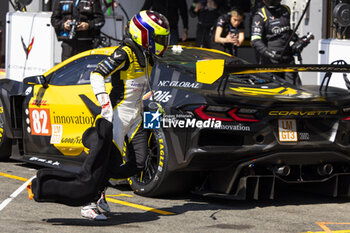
90,39,150,178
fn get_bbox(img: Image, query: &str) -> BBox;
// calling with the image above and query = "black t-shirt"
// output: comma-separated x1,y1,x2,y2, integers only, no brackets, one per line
216,13,244,38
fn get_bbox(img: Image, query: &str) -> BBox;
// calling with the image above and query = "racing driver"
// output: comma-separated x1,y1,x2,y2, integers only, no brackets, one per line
251,0,301,86
83,10,170,220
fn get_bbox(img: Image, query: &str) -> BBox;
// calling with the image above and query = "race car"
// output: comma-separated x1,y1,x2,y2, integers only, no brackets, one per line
2,46,350,200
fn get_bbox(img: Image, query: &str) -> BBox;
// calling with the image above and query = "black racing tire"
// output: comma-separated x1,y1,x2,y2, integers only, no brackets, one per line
0,99,12,161
128,128,190,197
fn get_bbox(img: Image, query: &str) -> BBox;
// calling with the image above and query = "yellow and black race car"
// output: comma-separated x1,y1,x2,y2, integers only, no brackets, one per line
2,46,350,199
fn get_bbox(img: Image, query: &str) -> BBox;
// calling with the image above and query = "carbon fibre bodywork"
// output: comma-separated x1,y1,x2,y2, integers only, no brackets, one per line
142,48,350,199
2,46,350,199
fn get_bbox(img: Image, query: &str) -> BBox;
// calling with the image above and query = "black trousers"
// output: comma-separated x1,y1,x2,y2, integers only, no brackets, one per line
107,125,148,180
196,24,213,49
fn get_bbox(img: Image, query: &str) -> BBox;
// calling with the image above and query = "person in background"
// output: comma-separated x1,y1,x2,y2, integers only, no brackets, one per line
190,0,221,48
212,7,245,56
250,0,301,85
51,0,105,61
141,0,188,45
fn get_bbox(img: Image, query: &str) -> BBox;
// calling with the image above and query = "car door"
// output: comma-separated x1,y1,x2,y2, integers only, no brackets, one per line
23,54,111,157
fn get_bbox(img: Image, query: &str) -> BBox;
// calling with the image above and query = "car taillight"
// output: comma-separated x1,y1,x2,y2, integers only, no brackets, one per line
194,106,259,122
228,108,259,122
195,106,234,121
342,107,350,121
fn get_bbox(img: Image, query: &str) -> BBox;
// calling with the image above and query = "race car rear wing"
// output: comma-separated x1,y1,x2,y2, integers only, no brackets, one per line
196,59,350,90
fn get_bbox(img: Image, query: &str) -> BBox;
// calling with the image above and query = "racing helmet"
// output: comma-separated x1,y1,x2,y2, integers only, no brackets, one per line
263,0,281,7
129,10,170,56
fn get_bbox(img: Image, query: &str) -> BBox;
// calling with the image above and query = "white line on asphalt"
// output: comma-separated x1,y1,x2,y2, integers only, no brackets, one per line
0,176,36,211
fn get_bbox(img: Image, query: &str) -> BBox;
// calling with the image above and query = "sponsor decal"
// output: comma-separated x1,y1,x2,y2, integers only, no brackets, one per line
269,110,338,116
21,36,34,60
216,123,251,131
253,27,261,33
271,26,290,35
157,80,200,88
143,90,172,103
50,124,63,144
60,136,82,144
130,81,145,88
29,157,60,166
142,91,153,100
151,91,172,103
53,114,94,125
29,108,51,136
25,87,32,96
31,99,48,106
158,138,164,172
299,132,310,141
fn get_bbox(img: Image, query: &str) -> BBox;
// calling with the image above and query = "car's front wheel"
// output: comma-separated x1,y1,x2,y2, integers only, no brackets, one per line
128,128,190,197
0,99,12,161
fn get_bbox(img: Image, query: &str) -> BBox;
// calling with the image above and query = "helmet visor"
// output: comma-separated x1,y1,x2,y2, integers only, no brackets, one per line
154,34,169,47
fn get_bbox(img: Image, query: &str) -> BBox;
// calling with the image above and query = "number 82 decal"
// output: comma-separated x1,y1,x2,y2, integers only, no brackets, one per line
29,108,52,136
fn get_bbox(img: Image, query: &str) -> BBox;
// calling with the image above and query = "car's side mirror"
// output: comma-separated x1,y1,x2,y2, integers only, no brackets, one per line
23,75,48,88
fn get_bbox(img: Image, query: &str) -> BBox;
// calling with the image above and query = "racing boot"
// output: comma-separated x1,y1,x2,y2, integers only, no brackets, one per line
81,202,107,221
97,190,110,213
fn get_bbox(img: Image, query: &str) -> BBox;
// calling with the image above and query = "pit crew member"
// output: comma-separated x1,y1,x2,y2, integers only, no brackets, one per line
251,0,301,85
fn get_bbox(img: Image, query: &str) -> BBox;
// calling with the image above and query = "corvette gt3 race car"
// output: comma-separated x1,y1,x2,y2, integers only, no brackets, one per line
1,46,350,200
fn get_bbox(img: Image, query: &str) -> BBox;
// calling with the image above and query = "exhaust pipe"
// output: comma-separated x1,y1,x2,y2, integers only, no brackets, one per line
274,165,291,176
317,164,334,176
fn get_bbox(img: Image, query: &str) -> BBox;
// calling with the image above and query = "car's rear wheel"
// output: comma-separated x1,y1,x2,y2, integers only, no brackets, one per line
128,128,191,197
0,99,12,161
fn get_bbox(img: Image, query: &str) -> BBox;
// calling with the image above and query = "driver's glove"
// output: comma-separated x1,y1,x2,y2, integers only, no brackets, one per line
96,93,113,122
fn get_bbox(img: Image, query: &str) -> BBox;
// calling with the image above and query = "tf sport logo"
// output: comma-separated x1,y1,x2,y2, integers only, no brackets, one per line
143,111,161,129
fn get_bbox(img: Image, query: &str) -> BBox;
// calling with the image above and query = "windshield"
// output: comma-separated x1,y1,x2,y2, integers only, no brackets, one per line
228,73,276,85
160,47,245,71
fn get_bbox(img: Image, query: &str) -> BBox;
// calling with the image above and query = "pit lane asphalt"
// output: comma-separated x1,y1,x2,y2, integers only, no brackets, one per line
1,160,350,233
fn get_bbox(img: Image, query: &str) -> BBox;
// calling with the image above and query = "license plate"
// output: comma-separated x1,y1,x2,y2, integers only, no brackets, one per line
278,119,298,142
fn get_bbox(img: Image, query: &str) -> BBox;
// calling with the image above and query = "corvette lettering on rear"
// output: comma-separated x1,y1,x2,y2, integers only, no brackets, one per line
269,110,338,116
